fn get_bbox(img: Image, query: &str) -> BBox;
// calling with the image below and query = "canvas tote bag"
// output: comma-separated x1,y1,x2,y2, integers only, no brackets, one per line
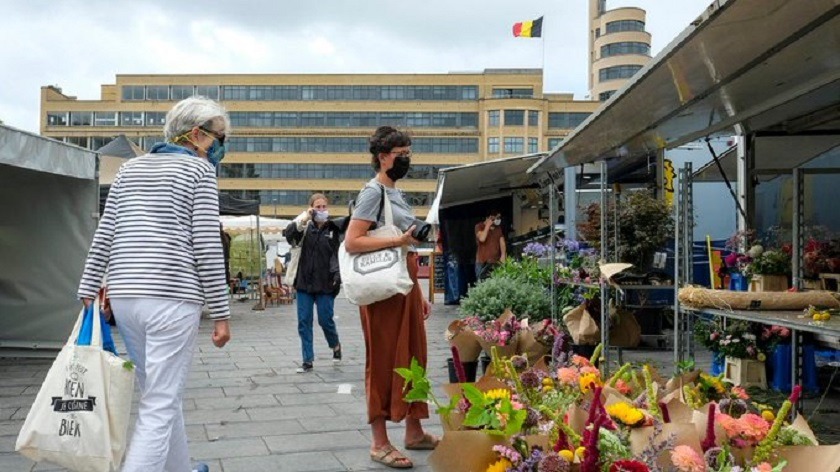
16,300,135,472
339,184,414,305
285,220,309,286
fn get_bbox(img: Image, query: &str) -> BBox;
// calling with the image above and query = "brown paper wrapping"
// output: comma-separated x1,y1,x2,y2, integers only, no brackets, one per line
689,403,725,449
477,337,520,359
679,286,840,310
428,430,507,472
630,423,702,469
446,319,483,362
665,370,701,395
519,320,552,365
563,303,600,345
778,444,840,472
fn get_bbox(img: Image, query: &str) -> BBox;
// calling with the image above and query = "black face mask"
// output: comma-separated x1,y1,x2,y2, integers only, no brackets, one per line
386,154,411,181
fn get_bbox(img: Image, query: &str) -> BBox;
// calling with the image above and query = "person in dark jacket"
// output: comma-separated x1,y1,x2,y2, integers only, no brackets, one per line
283,193,342,373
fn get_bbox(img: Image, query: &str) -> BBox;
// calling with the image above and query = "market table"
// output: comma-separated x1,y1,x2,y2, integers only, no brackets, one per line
682,306,840,412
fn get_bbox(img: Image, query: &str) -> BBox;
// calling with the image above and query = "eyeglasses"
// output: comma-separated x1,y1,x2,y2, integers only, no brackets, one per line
389,151,412,159
199,126,226,145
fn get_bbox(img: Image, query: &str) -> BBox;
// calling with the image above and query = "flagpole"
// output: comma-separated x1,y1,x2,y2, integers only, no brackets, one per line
541,17,546,78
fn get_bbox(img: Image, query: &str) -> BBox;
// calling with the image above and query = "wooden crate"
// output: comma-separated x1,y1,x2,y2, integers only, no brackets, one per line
724,356,767,389
749,274,788,292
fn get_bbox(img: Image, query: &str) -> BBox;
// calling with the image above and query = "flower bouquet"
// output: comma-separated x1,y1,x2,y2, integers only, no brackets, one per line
466,311,522,359
518,319,561,366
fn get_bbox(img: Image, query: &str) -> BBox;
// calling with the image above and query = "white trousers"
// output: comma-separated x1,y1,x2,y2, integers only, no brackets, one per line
111,298,202,472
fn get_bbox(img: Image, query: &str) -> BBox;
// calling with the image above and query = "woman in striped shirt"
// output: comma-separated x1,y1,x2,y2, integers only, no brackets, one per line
78,96,231,472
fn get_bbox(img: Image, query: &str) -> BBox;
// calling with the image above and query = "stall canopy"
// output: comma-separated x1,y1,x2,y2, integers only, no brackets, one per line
694,136,840,182
220,215,291,234
427,153,545,224
531,0,840,175
0,124,98,354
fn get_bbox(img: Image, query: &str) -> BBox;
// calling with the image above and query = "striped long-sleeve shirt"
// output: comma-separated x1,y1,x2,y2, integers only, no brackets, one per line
77,152,230,320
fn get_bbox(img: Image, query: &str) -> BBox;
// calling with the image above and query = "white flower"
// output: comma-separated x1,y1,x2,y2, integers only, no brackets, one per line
748,245,764,258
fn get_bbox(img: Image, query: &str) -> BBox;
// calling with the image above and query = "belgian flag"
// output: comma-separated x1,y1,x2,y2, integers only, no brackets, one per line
512,16,543,38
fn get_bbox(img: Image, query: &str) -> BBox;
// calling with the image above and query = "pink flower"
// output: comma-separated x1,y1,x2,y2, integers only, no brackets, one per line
557,367,579,385
615,379,632,396
670,445,706,472
581,365,600,376
753,463,773,472
731,386,750,400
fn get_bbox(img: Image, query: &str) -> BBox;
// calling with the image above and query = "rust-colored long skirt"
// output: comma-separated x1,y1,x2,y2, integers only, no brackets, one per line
359,252,429,424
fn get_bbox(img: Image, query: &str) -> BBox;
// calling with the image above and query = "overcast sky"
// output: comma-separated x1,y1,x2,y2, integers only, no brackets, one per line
1,0,712,133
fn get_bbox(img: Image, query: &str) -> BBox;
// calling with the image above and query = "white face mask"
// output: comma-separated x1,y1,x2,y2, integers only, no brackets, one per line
494,218,502,226
314,210,329,223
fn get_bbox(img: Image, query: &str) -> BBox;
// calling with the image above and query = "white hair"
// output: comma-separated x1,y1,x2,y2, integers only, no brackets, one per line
164,96,231,141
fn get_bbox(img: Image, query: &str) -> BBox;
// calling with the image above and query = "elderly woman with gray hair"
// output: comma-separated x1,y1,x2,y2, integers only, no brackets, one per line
77,96,232,472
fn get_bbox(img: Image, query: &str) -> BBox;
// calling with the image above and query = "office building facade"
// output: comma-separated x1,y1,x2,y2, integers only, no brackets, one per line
41,69,599,217
588,0,651,101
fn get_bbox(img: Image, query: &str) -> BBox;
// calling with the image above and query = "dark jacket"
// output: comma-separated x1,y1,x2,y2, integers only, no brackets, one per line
283,219,341,295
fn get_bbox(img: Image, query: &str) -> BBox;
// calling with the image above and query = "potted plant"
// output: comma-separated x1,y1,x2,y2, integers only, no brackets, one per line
745,247,791,292
460,276,551,323
577,190,674,270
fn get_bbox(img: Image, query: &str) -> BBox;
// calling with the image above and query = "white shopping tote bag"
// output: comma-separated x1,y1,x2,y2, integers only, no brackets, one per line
339,184,414,306
16,299,135,472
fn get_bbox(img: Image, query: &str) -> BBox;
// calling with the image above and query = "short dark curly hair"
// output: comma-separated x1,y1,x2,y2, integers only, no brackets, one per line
369,126,411,171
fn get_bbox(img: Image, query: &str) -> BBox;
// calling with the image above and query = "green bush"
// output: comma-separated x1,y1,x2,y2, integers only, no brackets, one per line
460,276,552,322
490,257,552,287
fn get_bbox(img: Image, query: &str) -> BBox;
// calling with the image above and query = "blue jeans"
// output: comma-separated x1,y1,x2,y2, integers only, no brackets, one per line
296,291,340,363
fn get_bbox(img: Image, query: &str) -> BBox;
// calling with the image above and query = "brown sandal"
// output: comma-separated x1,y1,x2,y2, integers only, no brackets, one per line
405,432,440,450
370,445,414,469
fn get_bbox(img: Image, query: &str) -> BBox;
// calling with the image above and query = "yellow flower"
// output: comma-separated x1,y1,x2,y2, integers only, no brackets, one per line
559,450,574,462
607,402,645,426
484,388,511,401
762,410,775,421
542,385,554,393
579,373,602,393
542,377,554,386
486,459,512,472
575,446,586,458
757,352,767,362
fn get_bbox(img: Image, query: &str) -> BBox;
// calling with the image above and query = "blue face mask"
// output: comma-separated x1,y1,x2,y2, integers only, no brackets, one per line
206,139,226,167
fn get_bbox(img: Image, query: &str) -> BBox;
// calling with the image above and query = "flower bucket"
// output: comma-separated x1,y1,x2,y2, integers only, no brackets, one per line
749,274,788,292
447,358,478,383
710,351,725,376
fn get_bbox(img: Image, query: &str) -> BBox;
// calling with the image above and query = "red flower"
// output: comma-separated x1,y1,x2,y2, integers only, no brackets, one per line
610,460,650,472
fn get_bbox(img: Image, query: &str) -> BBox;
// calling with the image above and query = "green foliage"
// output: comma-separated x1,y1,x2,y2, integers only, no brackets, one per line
395,358,458,416
578,190,674,268
461,384,527,436
460,276,551,322
491,257,552,287
777,426,815,446
746,249,791,277
122,361,135,371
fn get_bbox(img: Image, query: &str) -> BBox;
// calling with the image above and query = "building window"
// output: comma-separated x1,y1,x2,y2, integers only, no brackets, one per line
219,163,442,180
145,112,166,127
503,137,524,154
504,110,525,126
528,110,539,127
461,86,478,100
227,136,477,154
598,65,643,82
605,19,645,34
141,136,165,149
195,85,219,99
65,136,89,148
122,86,145,101
93,112,117,127
70,111,93,126
170,85,195,100
487,137,500,154
599,90,617,101
488,110,500,127
548,138,564,149
492,88,533,99
221,189,433,208
601,42,650,58
90,137,112,150
548,112,590,129
528,137,539,154
47,113,68,126
145,86,170,101
120,112,144,127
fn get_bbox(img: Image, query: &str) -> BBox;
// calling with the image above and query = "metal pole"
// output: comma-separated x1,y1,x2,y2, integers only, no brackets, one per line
564,167,577,241
674,167,682,368
549,176,557,324
792,168,804,290
735,133,750,233
599,160,610,375
255,215,265,310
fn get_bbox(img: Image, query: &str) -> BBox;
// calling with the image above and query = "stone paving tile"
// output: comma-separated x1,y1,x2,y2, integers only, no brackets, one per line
193,393,281,410
245,404,336,421
184,407,250,425
205,418,304,440
188,437,269,460
182,387,226,399
0,387,26,397
222,451,345,472
0,452,35,471
264,430,369,454
0,420,24,437
222,382,300,397
276,391,359,407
